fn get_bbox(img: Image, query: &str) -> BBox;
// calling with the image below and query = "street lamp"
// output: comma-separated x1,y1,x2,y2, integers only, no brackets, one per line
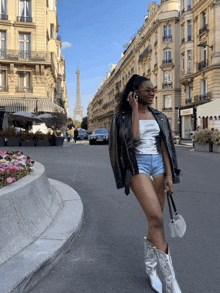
197,42,213,51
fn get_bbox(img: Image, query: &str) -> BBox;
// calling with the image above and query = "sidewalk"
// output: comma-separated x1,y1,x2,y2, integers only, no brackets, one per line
178,139,193,147
0,176,84,293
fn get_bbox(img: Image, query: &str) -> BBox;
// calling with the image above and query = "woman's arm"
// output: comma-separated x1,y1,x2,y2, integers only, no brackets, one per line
160,138,172,177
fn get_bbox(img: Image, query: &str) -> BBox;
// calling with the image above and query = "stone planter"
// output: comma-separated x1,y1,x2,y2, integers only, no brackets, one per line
194,142,212,152
7,138,20,147
36,140,50,147
0,138,5,146
213,144,220,153
54,136,65,146
21,140,35,147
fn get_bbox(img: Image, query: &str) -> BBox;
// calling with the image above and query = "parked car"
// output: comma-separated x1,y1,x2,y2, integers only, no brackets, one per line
77,129,88,140
89,128,109,145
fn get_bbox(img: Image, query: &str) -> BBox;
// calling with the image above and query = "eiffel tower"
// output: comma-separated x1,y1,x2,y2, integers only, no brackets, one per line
73,66,84,122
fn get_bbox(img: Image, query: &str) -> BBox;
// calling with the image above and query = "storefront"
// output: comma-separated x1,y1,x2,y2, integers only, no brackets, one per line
197,98,220,130
179,107,196,139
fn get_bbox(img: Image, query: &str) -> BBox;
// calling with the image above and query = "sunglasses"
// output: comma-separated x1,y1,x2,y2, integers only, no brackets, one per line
138,88,157,94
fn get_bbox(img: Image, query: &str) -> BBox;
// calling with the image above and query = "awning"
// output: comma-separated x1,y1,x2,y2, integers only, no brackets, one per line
197,98,220,118
0,97,65,114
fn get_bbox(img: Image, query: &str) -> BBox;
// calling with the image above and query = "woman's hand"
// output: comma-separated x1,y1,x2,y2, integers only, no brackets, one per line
164,176,174,194
127,91,138,110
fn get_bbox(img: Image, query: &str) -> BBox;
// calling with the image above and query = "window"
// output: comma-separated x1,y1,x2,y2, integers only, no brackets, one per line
19,0,31,22
49,0,54,10
0,31,6,58
186,85,191,100
201,46,207,62
168,118,172,130
164,71,172,83
182,54,185,70
18,71,31,92
164,95,172,109
155,75,158,87
0,70,6,92
187,20,191,41
164,25,172,41
50,24,54,39
201,80,207,96
181,25,185,43
0,0,7,19
202,12,206,28
187,50,191,70
19,33,31,59
187,0,191,10
163,48,172,63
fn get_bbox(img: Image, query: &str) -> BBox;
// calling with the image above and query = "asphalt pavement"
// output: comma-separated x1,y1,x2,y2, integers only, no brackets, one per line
2,141,220,293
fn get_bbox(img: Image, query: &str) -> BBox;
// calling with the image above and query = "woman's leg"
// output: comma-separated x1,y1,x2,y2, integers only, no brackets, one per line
152,173,166,212
130,174,167,253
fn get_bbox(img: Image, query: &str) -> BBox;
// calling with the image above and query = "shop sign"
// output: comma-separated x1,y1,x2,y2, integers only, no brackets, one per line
180,108,193,116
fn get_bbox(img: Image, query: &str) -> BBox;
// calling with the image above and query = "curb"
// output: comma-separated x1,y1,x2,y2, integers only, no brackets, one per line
0,179,84,293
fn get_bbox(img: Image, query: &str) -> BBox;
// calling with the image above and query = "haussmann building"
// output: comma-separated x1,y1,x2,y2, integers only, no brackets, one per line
0,0,68,128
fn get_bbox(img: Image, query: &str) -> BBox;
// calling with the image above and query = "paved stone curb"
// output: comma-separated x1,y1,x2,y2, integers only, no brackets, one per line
0,179,84,293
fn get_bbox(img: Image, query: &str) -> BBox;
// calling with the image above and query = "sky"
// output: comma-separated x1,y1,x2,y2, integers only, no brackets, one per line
57,0,160,119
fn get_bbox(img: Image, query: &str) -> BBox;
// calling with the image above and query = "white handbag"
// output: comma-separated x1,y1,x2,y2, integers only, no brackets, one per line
167,192,186,238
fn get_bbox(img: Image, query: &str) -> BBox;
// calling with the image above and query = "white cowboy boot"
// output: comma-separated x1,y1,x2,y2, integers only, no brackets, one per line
155,245,182,293
144,237,162,293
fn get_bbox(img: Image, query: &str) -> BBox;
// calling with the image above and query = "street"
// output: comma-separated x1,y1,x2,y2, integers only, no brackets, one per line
3,143,220,293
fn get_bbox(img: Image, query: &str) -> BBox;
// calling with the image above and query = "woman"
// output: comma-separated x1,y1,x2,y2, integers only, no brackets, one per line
109,75,182,293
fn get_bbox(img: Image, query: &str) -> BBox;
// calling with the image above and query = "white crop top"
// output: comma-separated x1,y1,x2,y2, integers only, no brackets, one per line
134,120,162,155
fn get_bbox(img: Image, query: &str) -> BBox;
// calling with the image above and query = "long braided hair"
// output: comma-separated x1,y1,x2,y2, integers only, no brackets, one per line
116,74,150,113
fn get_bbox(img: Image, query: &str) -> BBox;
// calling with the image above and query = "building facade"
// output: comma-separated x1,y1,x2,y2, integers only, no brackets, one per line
88,0,220,137
88,0,181,134
0,0,68,118
179,0,220,138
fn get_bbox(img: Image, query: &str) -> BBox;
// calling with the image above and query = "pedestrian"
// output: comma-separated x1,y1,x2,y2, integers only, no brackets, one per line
74,127,78,143
109,74,182,293
70,127,74,142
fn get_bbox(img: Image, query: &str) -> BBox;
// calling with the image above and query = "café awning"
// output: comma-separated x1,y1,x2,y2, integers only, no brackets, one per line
197,98,220,118
0,97,65,114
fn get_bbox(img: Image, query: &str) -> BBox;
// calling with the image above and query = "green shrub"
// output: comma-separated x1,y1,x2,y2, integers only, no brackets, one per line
0,126,18,139
211,131,220,145
33,131,50,141
192,129,213,144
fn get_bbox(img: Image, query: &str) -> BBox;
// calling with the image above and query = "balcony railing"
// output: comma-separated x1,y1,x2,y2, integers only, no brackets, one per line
187,5,191,11
17,16,32,23
0,49,50,62
138,46,152,63
199,24,208,35
162,82,172,89
16,86,33,93
0,14,8,20
181,37,185,44
162,59,172,64
198,59,208,71
185,98,192,104
194,92,212,102
163,36,172,42
0,86,8,92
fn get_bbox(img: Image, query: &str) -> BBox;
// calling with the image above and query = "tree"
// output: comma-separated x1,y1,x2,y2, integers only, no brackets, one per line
81,116,88,130
72,120,81,128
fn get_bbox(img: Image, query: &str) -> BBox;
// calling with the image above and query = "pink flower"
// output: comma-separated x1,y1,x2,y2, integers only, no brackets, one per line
13,177,16,182
6,177,13,184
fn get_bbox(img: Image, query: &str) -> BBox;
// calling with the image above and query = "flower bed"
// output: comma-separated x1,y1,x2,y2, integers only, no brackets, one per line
0,151,35,188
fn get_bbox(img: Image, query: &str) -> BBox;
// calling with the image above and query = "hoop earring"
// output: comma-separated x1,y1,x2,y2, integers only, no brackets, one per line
135,96,138,101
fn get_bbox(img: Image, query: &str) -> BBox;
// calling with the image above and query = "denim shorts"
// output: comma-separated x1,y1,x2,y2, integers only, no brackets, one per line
136,154,165,177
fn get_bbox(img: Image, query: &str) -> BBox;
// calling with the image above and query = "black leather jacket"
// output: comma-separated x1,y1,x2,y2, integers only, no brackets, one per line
109,106,181,195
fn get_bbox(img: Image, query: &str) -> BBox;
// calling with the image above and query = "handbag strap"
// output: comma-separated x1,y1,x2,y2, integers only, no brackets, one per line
167,193,174,222
168,193,178,215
